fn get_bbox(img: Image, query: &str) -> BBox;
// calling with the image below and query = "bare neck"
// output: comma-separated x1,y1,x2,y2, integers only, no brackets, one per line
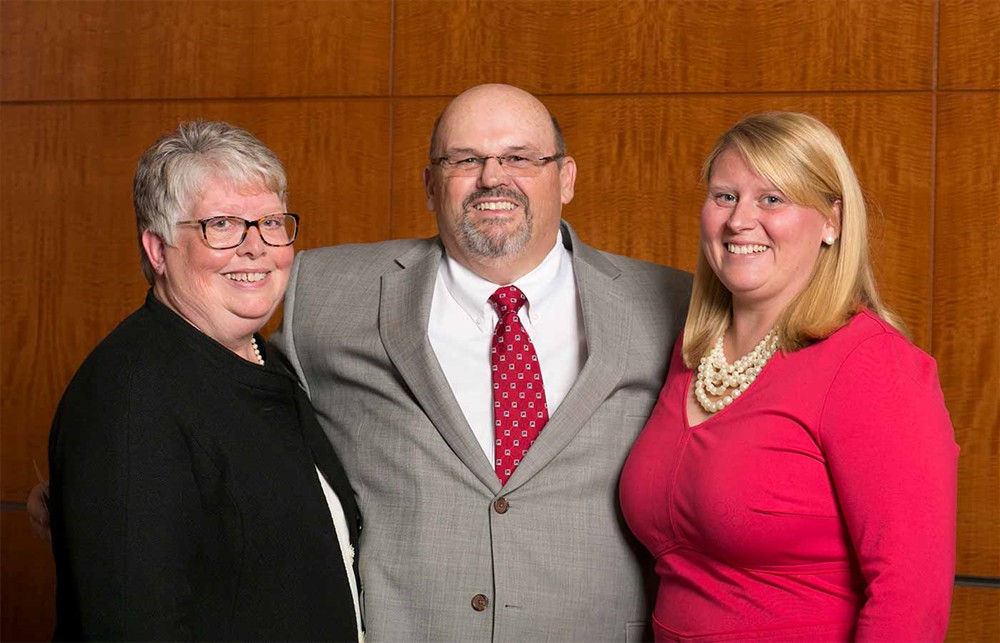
727,306,781,357
152,282,260,363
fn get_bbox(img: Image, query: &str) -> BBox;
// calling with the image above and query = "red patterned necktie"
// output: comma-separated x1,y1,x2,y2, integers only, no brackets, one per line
489,285,548,484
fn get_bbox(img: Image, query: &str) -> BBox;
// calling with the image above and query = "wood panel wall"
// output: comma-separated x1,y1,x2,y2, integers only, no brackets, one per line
2,0,997,640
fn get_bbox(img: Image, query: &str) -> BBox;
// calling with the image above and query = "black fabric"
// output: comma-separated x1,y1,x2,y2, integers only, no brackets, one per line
49,291,359,642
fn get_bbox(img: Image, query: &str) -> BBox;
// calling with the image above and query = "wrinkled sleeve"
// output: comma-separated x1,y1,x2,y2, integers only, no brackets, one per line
50,358,201,640
819,333,958,641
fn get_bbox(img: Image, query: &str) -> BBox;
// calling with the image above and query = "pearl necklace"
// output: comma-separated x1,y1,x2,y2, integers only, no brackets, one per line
250,336,265,366
695,330,779,413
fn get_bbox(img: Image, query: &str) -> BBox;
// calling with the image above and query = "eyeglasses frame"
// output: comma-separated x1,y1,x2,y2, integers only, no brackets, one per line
430,153,566,176
175,213,300,250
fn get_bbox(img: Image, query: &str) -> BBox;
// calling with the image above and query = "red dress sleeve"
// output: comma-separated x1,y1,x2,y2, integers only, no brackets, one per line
819,332,959,641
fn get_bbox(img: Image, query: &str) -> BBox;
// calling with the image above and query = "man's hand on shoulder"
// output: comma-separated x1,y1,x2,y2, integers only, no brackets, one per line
27,480,51,544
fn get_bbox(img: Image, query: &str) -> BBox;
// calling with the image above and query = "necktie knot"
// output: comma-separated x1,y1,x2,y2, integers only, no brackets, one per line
490,285,527,317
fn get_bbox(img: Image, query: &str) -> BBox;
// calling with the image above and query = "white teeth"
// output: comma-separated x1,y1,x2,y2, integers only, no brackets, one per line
475,201,517,211
225,272,267,283
726,243,768,255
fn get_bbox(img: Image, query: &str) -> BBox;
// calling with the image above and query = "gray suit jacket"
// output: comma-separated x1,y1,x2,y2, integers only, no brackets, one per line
273,222,691,642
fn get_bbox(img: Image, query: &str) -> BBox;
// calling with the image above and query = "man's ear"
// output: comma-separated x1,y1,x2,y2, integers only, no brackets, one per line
141,230,168,276
559,156,577,205
423,166,437,212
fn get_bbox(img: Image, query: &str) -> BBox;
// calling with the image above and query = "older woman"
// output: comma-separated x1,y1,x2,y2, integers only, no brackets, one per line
620,113,958,641
47,121,361,641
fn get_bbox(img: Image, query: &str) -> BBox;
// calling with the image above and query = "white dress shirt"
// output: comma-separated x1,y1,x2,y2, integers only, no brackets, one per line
315,467,365,641
428,231,588,462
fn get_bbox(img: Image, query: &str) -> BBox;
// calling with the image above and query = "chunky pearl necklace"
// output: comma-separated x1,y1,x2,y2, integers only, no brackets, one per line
250,336,265,366
695,330,779,413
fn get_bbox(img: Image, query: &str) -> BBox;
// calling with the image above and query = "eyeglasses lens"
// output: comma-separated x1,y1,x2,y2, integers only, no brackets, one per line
204,215,297,249
441,156,555,178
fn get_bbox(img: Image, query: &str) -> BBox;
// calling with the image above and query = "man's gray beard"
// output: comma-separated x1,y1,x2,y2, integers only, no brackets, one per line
459,209,533,259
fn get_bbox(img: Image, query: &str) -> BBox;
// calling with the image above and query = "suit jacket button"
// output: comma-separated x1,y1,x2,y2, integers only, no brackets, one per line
471,593,490,611
493,497,510,514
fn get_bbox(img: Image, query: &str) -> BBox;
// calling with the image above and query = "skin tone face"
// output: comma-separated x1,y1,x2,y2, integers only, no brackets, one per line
423,84,576,285
701,148,838,346
141,178,294,361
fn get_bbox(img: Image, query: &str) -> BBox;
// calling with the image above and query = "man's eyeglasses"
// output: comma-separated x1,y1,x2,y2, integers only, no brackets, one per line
175,213,299,250
431,153,565,178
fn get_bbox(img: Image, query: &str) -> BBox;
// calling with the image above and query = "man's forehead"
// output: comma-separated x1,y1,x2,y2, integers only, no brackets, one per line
439,141,542,154
437,118,554,153
431,85,559,156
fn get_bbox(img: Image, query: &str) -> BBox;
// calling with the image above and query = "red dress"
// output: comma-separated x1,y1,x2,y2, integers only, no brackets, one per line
619,311,958,641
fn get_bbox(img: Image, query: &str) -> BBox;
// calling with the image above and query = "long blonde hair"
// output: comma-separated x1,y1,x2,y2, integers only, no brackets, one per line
682,112,906,367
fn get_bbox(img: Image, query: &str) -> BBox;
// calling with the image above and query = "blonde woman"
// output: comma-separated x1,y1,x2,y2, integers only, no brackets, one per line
620,112,958,641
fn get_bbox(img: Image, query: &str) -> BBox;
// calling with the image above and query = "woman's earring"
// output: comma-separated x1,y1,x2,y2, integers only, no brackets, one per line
824,235,836,246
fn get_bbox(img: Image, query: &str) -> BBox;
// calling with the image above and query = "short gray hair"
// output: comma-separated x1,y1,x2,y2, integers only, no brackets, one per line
133,120,287,283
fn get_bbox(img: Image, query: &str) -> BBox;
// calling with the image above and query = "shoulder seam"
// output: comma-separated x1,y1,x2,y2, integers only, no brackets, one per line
815,327,905,450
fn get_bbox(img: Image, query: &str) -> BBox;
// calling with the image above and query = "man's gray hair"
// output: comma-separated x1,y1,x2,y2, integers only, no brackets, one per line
133,120,287,284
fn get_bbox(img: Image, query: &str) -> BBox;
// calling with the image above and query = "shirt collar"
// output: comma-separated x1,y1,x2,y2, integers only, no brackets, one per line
440,230,570,325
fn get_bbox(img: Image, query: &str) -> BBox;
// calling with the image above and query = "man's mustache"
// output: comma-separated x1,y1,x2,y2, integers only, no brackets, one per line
462,188,529,211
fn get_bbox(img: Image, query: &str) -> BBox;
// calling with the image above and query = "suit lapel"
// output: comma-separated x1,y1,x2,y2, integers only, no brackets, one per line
504,224,631,491
379,239,501,493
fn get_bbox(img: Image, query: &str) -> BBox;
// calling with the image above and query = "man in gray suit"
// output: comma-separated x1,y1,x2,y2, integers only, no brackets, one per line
28,83,690,639
275,84,691,641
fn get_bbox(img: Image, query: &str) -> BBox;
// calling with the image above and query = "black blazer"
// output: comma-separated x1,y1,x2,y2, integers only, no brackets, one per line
49,292,360,641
